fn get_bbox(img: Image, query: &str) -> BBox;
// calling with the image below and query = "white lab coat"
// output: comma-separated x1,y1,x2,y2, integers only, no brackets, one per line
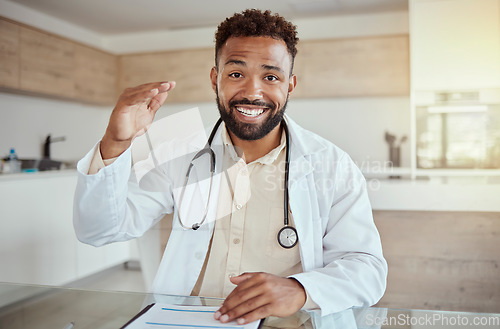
73,115,387,316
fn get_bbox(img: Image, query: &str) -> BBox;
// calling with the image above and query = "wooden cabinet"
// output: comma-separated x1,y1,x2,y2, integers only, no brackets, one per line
118,36,409,103
75,45,117,105
2,16,410,104
294,35,410,98
0,17,117,105
293,35,410,98
0,19,20,89
19,26,76,98
119,47,215,103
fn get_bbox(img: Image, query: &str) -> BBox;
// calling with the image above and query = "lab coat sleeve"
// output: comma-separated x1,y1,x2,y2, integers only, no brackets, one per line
290,153,388,316
73,142,174,247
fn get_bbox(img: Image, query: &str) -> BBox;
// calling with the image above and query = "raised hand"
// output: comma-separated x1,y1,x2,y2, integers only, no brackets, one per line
101,81,176,159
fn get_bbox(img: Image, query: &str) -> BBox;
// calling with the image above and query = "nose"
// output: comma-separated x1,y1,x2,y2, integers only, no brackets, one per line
242,76,263,101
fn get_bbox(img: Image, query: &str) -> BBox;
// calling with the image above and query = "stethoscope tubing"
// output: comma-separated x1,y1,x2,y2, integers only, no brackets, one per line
173,117,297,248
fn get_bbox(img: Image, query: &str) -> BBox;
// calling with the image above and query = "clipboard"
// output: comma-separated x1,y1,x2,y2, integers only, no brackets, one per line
120,303,264,329
120,303,155,329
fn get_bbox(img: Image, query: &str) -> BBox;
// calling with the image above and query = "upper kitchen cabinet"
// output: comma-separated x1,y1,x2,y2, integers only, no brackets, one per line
75,45,117,105
19,27,76,98
119,36,409,103
293,36,410,98
0,19,20,89
411,0,500,90
118,48,214,103
0,17,117,105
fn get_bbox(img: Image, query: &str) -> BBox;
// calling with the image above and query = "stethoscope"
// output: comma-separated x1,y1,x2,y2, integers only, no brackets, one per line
175,117,298,249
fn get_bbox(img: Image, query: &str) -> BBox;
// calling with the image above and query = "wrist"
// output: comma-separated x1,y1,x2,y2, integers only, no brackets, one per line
100,133,131,159
289,278,307,308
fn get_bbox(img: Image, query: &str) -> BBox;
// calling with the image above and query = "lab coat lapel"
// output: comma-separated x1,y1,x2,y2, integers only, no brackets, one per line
288,154,316,271
286,115,325,271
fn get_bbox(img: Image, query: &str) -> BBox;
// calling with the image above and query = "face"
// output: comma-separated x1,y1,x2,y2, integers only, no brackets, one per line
210,37,297,141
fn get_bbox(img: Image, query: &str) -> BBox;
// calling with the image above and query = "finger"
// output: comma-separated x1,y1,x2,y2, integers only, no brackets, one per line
218,279,268,318
160,80,176,91
120,81,173,100
120,88,159,107
223,274,262,306
219,295,272,324
131,81,173,93
148,90,170,112
136,81,176,107
230,272,255,285
234,304,273,325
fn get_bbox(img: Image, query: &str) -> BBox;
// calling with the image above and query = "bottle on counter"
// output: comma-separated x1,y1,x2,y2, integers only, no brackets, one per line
6,148,21,174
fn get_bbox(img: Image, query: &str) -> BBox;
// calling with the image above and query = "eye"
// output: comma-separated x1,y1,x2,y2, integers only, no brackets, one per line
265,75,278,82
229,72,243,78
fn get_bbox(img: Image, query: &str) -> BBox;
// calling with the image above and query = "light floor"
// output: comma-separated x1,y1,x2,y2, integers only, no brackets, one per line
67,262,146,293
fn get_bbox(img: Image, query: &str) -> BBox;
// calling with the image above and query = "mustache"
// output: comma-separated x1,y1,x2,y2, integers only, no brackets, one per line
228,98,276,111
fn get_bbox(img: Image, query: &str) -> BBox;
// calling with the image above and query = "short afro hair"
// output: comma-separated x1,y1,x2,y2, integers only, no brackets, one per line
214,9,299,72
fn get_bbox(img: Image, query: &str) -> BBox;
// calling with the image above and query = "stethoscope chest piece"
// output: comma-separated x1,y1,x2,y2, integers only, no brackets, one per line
277,225,298,249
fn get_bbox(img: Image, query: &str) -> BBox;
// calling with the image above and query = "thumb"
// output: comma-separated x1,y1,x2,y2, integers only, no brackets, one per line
229,272,254,285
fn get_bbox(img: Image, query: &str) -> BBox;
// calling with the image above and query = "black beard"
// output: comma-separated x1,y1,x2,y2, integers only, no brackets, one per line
216,92,288,141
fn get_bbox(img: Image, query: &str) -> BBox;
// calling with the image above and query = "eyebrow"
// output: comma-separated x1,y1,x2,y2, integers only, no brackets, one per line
224,59,285,75
262,64,285,75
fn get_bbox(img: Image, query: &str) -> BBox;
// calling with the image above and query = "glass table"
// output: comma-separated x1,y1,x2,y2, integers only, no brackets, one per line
0,282,499,329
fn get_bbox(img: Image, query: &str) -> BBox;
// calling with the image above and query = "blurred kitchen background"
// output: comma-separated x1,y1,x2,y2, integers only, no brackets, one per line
0,0,499,314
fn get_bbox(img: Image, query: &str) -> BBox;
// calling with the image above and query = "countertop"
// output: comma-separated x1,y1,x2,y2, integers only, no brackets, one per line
0,169,77,182
1,168,499,212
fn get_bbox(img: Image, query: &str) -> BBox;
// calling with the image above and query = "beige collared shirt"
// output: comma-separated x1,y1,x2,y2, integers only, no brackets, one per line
88,124,317,309
193,124,302,298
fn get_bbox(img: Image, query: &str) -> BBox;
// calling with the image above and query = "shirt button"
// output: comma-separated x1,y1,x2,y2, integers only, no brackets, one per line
235,203,242,210
228,273,236,279
233,238,240,244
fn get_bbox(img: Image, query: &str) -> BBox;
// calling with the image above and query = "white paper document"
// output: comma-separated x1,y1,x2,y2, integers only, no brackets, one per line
122,303,263,329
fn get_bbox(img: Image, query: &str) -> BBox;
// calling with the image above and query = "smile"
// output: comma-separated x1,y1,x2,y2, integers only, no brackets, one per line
235,106,266,117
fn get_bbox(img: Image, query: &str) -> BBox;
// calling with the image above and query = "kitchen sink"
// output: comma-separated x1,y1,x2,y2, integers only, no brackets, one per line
19,158,62,171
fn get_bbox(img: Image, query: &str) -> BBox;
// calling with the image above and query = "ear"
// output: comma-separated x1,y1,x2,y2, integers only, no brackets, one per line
210,66,218,94
287,74,297,95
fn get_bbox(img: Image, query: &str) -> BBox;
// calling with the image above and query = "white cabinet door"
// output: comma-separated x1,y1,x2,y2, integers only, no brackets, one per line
411,0,500,90
0,174,133,286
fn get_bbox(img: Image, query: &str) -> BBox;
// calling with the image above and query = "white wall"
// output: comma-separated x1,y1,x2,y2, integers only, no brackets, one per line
0,92,111,162
0,93,410,166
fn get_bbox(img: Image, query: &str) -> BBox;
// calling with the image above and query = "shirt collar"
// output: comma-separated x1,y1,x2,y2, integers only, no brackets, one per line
221,122,286,165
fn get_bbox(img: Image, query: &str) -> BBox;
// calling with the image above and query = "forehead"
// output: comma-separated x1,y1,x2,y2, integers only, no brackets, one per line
217,36,291,71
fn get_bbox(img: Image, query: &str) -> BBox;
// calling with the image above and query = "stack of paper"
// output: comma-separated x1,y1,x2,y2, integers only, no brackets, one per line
121,303,263,329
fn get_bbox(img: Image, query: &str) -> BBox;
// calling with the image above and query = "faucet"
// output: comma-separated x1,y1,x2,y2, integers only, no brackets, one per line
43,134,66,159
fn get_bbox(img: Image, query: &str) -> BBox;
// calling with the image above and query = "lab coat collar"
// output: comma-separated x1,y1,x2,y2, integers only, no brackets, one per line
184,115,327,216
284,115,327,189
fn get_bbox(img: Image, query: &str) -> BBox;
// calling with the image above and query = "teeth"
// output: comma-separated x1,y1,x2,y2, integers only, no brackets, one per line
236,107,265,117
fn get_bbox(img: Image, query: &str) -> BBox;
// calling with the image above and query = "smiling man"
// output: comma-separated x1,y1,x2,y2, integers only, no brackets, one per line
74,9,387,325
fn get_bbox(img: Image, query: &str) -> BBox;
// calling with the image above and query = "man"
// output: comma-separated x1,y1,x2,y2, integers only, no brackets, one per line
74,9,387,325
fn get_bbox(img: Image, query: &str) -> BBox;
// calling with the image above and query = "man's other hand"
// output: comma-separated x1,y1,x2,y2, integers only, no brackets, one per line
214,272,306,325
